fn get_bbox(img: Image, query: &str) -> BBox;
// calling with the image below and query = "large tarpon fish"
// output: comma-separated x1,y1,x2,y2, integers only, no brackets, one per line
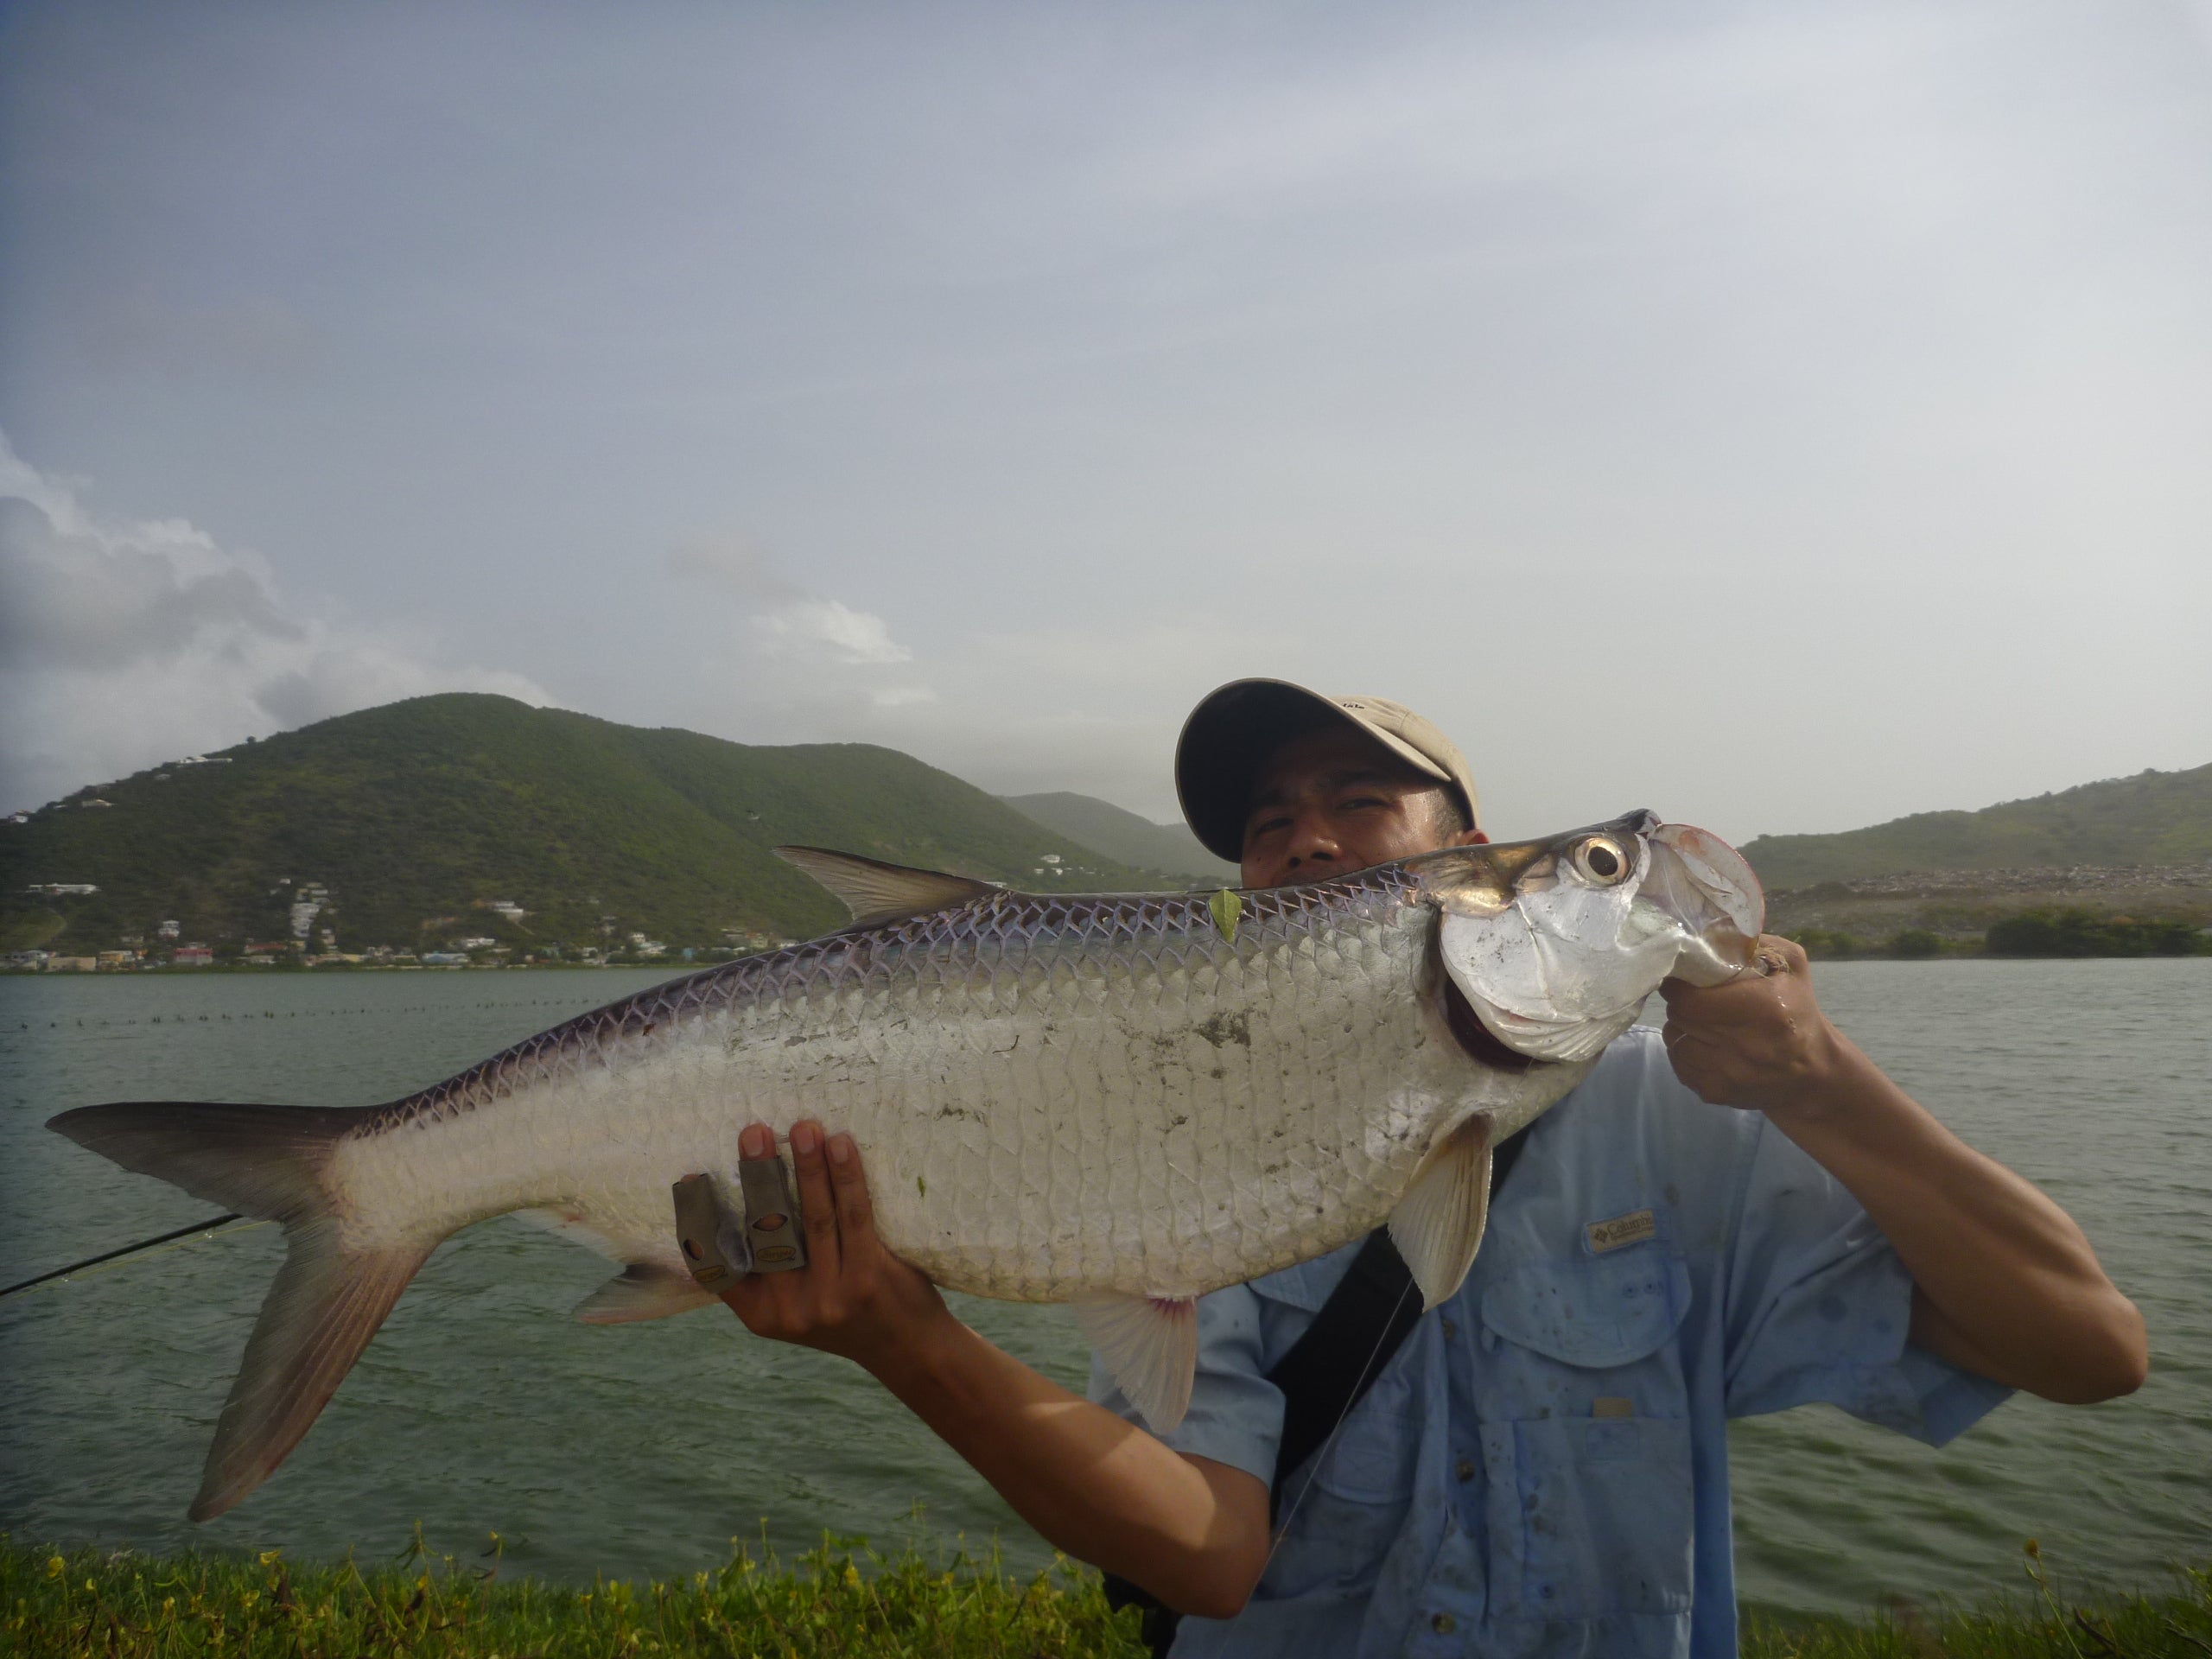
50,811,1761,1521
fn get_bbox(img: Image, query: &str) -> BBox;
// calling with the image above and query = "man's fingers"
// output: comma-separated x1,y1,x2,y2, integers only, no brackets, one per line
789,1120,842,1276
825,1132,877,1243
1758,934,1808,976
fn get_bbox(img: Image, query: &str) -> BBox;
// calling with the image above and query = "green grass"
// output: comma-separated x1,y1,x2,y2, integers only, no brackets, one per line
7,1535,2209,1657
1,1530,1147,1658
1740,1546,2212,1657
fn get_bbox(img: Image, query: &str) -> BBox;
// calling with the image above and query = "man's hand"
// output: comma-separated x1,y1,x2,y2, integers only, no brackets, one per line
716,1120,957,1374
707,1118,1271,1618
1659,935,1848,1114
1658,936,2145,1403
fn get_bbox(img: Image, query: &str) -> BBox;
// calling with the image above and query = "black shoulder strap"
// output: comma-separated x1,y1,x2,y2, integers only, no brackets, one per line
1262,1228,1422,1514
1265,1123,1528,1513
1103,1128,1528,1655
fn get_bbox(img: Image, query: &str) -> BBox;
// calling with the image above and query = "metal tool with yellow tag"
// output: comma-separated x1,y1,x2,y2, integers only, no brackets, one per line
671,1154,808,1290
734,1154,808,1271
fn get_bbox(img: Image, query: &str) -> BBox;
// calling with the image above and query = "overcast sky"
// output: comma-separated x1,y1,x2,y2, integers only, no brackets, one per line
3,2,2208,842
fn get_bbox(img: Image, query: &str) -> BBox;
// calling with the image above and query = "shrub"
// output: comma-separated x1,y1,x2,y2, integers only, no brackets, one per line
1787,928,1861,960
1986,908,2209,958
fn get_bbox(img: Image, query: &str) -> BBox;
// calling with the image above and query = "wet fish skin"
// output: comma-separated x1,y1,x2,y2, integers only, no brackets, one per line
342,864,1499,1306
48,809,1763,1520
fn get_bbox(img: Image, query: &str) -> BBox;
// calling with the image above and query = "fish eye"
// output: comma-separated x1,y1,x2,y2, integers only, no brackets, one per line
1572,836,1629,884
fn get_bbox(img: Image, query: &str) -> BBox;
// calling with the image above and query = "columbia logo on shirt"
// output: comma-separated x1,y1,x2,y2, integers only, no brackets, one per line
1586,1209,1656,1253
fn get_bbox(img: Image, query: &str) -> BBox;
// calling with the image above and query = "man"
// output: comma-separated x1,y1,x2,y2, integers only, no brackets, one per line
714,679,2145,1656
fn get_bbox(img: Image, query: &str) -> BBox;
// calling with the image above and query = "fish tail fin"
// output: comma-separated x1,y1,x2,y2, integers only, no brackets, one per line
48,1101,429,1521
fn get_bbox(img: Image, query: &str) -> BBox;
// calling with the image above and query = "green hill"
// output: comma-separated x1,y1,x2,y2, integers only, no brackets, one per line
0,696,1172,959
1000,792,1237,886
1739,763,2212,891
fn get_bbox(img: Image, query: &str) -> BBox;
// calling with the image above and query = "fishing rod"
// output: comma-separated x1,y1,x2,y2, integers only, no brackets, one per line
0,1212,249,1300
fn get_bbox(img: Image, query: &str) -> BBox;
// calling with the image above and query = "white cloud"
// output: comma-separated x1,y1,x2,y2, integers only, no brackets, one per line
0,432,556,812
668,542,916,666
756,597,914,665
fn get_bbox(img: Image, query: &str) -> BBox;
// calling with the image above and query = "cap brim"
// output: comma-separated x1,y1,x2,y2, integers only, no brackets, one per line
1173,679,1452,865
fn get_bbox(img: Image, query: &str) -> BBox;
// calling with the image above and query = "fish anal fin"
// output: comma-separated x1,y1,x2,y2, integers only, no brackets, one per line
1388,1114,1495,1310
773,847,1000,927
193,1224,431,1521
1075,1293,1198,1433
574,1262,716,1325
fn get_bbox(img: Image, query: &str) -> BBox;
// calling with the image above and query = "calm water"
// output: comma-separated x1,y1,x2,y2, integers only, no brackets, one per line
1,962,2205,1615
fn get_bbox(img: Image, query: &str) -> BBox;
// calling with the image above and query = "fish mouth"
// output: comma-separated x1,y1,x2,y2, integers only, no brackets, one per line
1440,976,1538,1075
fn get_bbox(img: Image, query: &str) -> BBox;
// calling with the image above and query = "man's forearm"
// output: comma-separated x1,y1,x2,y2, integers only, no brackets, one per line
866,1313,1270,1618
1762,1036,2146,1402
716,1120,1273,1619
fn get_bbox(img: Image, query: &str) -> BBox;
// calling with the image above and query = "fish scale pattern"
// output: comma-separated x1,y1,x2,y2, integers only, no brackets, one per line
336,865,1573,1301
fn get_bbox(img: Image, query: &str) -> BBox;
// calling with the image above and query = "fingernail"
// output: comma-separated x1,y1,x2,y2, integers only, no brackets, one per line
828,1134,853,1166
740,1125,770,1159
792,1122,820,1155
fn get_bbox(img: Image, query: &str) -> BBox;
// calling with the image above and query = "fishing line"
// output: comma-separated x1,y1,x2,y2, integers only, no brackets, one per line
0,1213,251,1300
1258,1269,1420,1579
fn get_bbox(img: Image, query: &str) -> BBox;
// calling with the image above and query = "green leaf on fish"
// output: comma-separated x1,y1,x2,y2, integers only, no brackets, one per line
1208,887,1243,945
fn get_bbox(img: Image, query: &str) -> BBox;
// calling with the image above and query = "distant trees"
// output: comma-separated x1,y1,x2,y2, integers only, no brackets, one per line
1985,908,2208,958
1779,912,2209,960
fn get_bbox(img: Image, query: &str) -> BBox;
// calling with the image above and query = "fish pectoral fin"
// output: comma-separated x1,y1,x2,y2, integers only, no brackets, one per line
1389,1115,1495,1311
573,1262,717,1325
773,847,1001,927
1075,1293,1199,1434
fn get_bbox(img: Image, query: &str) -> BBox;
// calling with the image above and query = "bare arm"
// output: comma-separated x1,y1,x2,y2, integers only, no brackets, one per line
1660,938,2147,1403
717,1121,1272,1620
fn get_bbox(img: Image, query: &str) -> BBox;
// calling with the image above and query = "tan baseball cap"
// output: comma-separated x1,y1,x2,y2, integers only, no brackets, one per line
1174,678,1481,864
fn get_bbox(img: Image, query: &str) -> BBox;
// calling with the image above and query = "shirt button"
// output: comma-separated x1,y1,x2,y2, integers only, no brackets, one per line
1432,1611,1457,1635
1440,1317,1458,1338
1455,1458,1475,1482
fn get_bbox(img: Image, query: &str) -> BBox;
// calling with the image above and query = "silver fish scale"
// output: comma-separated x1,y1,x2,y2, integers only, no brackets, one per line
334,865,1546,1303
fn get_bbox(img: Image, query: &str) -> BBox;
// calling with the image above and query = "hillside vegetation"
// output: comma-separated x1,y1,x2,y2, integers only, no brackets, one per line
1739,763,2212,890
0,696,1168,959
1000,791,1236,885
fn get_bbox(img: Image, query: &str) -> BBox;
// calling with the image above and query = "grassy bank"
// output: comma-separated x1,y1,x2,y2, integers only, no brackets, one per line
5,1536,2208,1656
2,1532,1144,1658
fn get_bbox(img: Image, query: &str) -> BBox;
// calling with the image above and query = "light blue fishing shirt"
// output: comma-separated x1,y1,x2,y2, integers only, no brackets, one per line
1089,1026,2012,1659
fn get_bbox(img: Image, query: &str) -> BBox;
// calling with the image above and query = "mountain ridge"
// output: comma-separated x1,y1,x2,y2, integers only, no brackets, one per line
6,693,2202,960
1738,762,2212,891
999,791,1236,886
0,695,1177,958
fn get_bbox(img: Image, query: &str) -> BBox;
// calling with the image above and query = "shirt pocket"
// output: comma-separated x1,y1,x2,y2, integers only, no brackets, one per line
1478,1250,1697,1624
1255,1346,1422,1601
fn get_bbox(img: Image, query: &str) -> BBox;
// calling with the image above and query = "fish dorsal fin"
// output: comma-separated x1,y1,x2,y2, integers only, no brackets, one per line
774,846,1000,927
1388,1114,1495,1310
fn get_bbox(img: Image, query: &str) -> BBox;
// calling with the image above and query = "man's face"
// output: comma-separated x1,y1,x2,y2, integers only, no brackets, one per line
1239,724,1484,890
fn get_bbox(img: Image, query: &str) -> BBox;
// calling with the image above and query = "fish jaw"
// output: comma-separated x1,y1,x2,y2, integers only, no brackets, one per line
1643,821,1764,986
1415,813,1767,1062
